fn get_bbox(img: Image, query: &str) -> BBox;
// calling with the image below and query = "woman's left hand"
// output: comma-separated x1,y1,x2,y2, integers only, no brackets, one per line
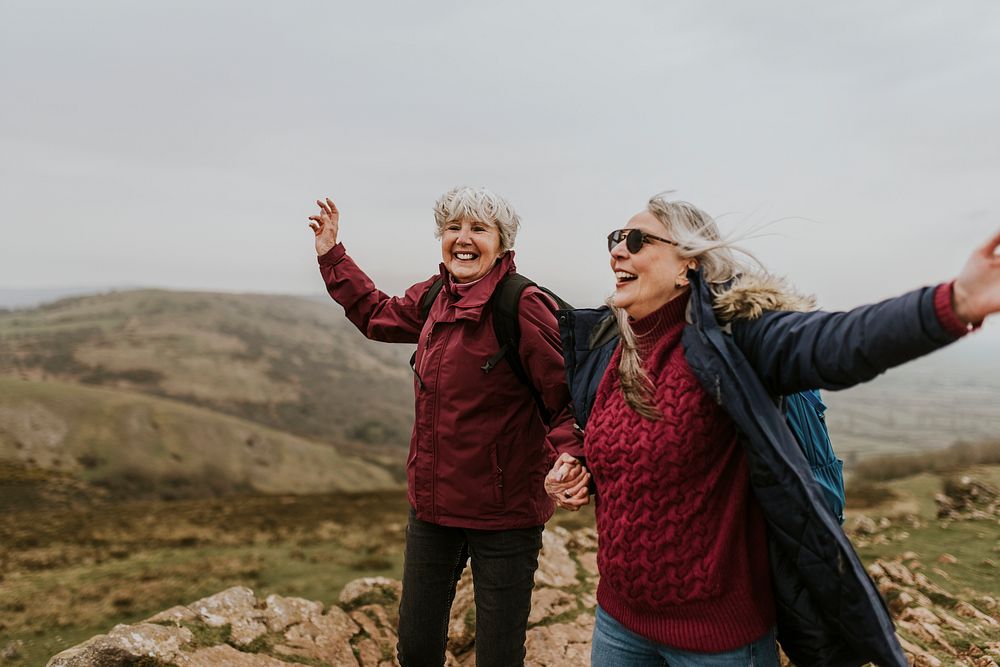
544,453,591,511
953,230,1000,324
308,198,340,256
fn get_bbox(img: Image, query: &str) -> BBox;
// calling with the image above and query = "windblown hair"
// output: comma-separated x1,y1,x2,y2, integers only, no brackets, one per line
433,186,521,252
613,194,760,419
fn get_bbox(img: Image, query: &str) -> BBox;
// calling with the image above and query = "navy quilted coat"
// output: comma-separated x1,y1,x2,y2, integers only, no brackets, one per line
557,270,964,666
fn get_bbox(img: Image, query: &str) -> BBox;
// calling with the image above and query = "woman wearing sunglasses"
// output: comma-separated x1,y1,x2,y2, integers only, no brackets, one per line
308,187,585,667
545,194,1000,666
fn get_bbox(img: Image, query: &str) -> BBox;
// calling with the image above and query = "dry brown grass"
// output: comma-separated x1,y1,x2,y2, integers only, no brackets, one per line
851,439,1000,483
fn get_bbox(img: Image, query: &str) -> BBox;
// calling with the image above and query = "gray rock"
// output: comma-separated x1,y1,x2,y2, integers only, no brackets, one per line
47,622,194,667
46,526,604,667
534,527,578,588
274,606,360,666
339,576,403,610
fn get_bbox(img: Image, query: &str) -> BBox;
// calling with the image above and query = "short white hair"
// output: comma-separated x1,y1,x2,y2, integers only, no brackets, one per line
433,186,521,251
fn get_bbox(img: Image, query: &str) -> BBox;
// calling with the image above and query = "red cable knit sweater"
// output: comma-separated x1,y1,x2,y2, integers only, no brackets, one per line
586,292,775,651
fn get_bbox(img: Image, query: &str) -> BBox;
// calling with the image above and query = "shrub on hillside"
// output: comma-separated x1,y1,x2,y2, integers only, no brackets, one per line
348,420,401,444
96,465,255,500
845,479,898,508
852,440,1000,483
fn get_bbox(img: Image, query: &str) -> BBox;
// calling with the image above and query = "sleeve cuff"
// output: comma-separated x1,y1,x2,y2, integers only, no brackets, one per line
317,242,347,267
934,281,982,337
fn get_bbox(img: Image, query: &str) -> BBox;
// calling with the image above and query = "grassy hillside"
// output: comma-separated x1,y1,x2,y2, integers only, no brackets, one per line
0,377,399,501
0,289,416,461
0,483,415,666
2,464,997,666
0,465,594,666
4,288,997,467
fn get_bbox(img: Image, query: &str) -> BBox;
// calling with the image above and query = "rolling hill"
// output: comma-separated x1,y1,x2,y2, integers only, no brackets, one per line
0,289,418,496
3,287,997,498
0,289,415,451
0,376,399,501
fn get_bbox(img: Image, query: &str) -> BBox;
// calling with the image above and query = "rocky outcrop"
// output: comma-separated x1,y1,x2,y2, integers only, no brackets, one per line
46,526,599,667
869,556,1000,666
851,475,1000,667
46,505,1000,667
936,475,1000,521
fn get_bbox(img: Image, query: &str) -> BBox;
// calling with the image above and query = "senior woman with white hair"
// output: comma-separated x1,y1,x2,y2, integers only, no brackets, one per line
548,194,1000,666
308,187,586,667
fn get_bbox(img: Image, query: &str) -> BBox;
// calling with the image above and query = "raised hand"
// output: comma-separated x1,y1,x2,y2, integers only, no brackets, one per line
308,198,340,256
953,230,1000,325
544,453,591,512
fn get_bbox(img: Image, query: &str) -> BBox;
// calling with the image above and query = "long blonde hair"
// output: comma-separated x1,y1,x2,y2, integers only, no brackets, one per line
614,194,759,419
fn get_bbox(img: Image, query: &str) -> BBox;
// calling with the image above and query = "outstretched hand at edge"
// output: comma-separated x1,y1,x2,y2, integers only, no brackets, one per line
953,229,1000,325
309,198,340,256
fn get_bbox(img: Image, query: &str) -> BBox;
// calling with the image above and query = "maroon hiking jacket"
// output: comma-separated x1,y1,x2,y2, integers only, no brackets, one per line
319,243,583,529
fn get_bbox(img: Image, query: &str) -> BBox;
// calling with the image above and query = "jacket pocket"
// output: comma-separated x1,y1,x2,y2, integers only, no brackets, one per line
812,457,846,523
489,442,504,507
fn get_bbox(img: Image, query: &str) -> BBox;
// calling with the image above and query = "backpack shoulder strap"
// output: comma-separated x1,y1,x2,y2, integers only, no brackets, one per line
484,273,552,423
797,387,825,415
410,277,446,380
484,272,533,376
491,272,534,345
419,277,445,321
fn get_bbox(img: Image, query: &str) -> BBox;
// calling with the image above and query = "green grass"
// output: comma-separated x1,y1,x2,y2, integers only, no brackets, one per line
0,481,598,666
884,472,945,518
856,518,1000,596
0,488,412,666
852,463,1000,631
2,543,400,664
846,464,1000,522
251,542,404,604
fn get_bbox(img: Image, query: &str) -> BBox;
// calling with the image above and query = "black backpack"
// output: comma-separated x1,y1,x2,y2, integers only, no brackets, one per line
415,273,572,424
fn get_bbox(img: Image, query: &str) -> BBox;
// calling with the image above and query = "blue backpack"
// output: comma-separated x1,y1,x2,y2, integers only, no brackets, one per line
783,389,845,524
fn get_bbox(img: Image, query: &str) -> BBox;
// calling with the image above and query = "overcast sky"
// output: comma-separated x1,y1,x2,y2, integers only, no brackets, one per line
2,1,999,349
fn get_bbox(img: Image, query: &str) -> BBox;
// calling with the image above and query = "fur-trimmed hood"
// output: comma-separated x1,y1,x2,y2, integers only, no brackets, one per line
711,272,817,322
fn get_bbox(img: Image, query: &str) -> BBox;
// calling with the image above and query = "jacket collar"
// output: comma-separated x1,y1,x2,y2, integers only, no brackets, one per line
689,268,815,323
437,251,517,321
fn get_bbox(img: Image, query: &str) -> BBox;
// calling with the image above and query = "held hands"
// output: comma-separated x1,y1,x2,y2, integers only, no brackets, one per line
953,230,1000,325
308,198,340,256
544,453,591,512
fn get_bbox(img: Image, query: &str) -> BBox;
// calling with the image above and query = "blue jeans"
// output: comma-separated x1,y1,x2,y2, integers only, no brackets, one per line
592,606,780,667
396,508,543,667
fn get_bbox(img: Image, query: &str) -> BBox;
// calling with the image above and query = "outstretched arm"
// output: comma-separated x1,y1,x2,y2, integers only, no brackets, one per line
734,229,999,395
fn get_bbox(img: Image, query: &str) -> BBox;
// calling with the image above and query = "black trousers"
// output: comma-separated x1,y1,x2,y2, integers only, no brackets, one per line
396,508,543,667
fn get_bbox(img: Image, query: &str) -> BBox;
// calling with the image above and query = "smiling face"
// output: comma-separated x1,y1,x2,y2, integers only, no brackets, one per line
441,217,503,283
610,210,695,319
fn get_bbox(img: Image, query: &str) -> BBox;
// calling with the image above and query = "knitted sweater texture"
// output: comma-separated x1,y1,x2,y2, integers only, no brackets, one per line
586,293,775,651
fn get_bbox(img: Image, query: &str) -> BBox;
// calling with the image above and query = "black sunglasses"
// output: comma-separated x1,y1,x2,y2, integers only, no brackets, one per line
607,229,679,253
